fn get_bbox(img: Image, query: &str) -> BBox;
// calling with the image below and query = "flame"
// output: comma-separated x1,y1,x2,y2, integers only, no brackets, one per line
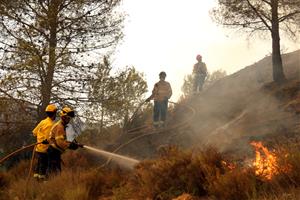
250,141,278,180
222,160,236,170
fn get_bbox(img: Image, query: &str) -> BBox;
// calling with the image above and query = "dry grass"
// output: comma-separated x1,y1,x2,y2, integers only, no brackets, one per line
113,144,300,200
113,146,227,200
0,172,10,200
2,143,300,200
2,149,127,200
6,168,126,200
207,167,258,200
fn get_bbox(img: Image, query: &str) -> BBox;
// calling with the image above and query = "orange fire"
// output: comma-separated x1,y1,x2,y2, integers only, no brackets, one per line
250,141,278,180
222,160,236,170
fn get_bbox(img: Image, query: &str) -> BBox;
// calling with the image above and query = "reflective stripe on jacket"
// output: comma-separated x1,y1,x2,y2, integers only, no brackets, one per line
49,120,70,152
152,80,172,101
32,117,54,153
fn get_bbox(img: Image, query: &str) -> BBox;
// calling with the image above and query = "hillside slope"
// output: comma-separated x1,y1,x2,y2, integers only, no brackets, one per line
108,50,300,160
176,49,300,155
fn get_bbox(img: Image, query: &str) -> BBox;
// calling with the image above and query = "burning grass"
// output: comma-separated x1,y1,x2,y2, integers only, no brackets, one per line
2,142,300,199
115,144,300,200
251,141,279,180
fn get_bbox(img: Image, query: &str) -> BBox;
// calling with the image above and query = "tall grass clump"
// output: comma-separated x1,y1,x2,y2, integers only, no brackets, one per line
0,172,10,200
115,146,227,199
207,167,258,200
7,168,127,200
4,149,127,200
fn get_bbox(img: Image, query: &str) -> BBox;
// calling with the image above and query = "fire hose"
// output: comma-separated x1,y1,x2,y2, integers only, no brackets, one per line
0,142,41,165
0,141,84,200
0,99,194,168
101,100,196,167
0,141,84,165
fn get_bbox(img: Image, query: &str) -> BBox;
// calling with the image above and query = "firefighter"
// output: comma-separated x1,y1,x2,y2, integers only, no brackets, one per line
47,106,81,174
193,54,208,93
32,104,57,180
146,71,172,128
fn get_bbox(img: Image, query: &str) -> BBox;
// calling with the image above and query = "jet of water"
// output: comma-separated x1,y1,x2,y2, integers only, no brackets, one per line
84,145,140,169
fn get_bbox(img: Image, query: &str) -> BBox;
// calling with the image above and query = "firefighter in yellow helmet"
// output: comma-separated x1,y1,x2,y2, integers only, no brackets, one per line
32,104,57,180
146,71,172,128
47,106,81,174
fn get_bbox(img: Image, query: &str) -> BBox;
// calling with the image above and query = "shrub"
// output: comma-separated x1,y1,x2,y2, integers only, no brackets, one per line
207,168,258,200
118,146,227,199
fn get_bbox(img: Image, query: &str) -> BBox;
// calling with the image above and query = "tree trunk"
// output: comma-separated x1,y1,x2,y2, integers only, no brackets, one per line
39,1,59,119
271,0,286,83
100,87,105,134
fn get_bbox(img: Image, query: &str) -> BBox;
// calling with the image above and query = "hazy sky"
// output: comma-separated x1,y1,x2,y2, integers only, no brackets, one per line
113,0,300,100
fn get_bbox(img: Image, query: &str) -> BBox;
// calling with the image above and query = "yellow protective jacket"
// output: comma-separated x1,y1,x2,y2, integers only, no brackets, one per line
32,117,55,153
151,80,172,101
49,120,70,152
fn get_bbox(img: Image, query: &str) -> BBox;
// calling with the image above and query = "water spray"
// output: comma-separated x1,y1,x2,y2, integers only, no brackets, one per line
83,145,139,169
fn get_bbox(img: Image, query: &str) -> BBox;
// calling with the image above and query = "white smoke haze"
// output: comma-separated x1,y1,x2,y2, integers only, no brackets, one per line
98,50,299,165
184,50,300,154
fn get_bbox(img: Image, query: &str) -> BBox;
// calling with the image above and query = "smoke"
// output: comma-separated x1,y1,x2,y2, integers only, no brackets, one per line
182,50,300,155
91,50,300,161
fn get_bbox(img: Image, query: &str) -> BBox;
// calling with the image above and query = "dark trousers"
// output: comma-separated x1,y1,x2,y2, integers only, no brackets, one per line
47,146,62,175
34,152,48,176
153,100,168,123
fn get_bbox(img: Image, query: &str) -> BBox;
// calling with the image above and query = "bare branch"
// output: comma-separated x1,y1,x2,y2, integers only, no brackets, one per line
279,11,300,22
245,0,272,31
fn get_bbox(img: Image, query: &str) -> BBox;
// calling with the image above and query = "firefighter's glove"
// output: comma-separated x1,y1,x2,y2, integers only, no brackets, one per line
77,143,84,148
68,142,79,150
41,139,49,144
145,97,151,102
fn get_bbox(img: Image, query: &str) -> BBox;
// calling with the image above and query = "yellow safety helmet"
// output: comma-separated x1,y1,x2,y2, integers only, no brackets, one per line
59,106,75,118
45,104,57,112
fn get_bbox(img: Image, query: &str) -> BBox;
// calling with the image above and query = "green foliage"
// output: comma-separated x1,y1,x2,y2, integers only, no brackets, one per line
181,69,227,97
211,0,300,36
112,67,148,127
181,74,194,97
0,0,124,118
87,57,148,129
211,0,300,83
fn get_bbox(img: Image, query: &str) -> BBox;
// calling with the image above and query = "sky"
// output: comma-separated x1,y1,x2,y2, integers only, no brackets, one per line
113,0,300,101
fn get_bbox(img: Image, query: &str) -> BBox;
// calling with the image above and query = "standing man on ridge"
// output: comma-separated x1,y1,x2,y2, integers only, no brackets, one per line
32,104,57,180
146,71,172,128
193,54,208,93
